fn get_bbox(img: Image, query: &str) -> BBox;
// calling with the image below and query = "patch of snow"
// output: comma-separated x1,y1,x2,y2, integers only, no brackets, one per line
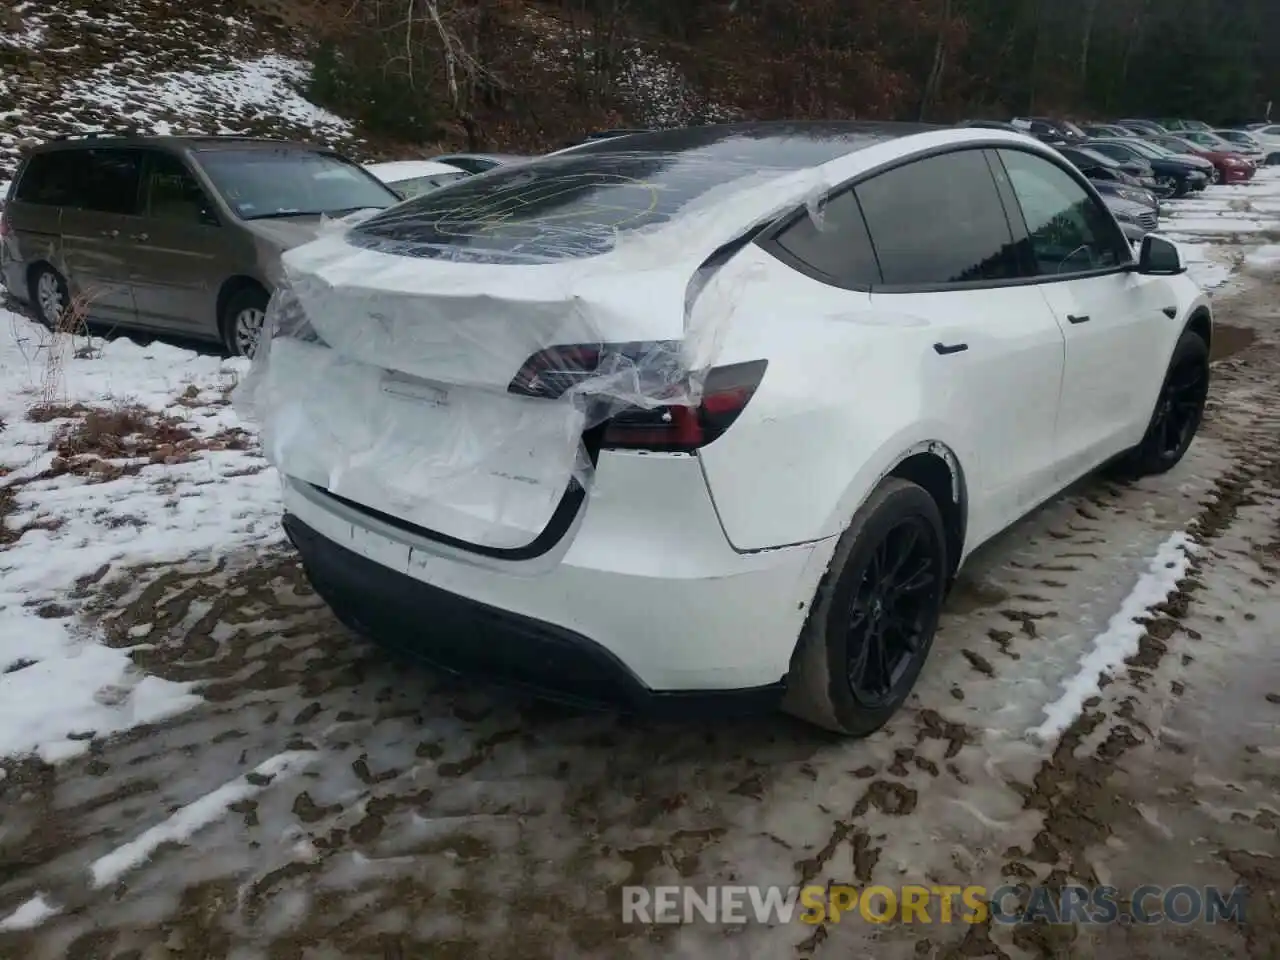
1166,239,1235,290
1243,243,1280,273
0,893,59,931
1029,532,1196,742
89,751,314,889
59,54,351,141
0,312,283,762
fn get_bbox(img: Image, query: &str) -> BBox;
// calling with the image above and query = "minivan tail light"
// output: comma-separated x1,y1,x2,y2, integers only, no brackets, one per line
507,342,766,452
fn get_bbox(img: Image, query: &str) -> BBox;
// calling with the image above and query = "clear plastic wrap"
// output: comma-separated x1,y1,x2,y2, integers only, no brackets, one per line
234,143,835,550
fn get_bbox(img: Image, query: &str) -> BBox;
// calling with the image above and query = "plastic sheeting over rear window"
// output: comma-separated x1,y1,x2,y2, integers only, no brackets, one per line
349,124,887,264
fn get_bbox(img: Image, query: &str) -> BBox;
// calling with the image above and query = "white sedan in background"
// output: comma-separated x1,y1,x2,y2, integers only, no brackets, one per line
363,159,470,199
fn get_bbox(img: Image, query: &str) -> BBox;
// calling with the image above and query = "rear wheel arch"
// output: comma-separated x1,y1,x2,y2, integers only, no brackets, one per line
886,444,967,578
26,259,57,299
216,275,270,330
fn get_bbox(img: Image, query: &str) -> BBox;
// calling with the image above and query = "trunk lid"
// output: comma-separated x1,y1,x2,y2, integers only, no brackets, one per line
254,235,709,552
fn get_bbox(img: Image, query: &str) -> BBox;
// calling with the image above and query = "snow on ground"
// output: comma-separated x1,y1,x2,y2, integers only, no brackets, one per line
0,0,362,180
1243,242,1280,274
58,54,352,143
1029,531,1196,742
0,317,281,762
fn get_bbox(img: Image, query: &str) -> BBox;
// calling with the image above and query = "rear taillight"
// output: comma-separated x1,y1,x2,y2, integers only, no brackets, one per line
507,342,767,452
0,214,10,239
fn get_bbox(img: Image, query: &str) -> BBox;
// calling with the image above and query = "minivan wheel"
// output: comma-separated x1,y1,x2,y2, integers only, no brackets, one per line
783,478,948,737
221,285,270,359
1115,329,1209,478
32,265,69,329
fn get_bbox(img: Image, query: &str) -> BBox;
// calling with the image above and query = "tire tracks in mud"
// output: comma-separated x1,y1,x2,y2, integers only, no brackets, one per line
924,343,1280,960
789,330,1280,958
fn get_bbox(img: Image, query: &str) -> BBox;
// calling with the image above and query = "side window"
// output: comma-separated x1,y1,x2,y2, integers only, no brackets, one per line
143,151,217,225
997,149,1130,276
769,188,881,287
855,149,1024,286
14,151,89,206
79,149,143,215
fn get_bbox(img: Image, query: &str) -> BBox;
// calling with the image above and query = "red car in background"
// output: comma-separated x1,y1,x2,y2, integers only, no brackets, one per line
1147,133,1255,184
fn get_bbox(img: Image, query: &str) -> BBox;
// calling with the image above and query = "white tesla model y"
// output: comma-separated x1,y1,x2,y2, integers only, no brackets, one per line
241,122,1212,736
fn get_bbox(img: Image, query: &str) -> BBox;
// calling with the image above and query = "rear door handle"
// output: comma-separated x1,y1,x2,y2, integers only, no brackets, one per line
130,233,149,242
933,342,969,355
100,229,119,239
1067,314,1090,324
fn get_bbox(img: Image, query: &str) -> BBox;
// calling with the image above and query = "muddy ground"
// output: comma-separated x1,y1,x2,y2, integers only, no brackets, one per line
1,279,1278,959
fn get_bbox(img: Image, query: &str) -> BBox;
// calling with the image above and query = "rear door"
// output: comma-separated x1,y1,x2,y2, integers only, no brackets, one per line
127,149,228,334
853,148,1067,546
56,147,144,325
994,147,1171,482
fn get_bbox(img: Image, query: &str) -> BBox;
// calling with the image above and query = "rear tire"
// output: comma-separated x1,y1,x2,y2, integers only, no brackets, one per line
30,264,70,330
221,285,270,358
782,478,948,737
1114,329,1209,478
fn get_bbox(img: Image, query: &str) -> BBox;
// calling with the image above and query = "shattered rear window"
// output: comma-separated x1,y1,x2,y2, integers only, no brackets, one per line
348,125,909,264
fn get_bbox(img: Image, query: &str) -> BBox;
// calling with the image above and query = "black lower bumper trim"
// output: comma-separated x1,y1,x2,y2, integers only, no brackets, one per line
283,515,785,718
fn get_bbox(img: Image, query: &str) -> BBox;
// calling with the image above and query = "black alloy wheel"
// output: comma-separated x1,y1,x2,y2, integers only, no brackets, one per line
783,477,949,736
1149,351,1209,464
845,516,941,708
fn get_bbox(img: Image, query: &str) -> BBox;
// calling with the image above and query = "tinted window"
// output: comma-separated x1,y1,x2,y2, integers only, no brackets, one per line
770,188,880,287
143,151,217,224
1088,143,1131,163
855,149,1022,287
81,149,143,214
14,151,87,206
194,149,396,220
998,149,1129,275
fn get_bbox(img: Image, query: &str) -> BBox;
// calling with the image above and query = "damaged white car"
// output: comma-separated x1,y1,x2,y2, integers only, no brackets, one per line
238,122,1212,736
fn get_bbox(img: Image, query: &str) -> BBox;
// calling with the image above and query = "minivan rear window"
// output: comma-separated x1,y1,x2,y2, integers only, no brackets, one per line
14,148,142,214
350,129,882,264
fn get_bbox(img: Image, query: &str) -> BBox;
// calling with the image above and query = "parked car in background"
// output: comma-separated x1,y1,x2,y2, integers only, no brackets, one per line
365,159,469,199
430,153,529,174
1100,193,1158,241
1146,133,1254,184
1115,119,1169,137
956,119,1020,131
1012,117,1087,144
1212,128,1267,161
0,134,399,356
1081,123,1137,138
1158,119,1212,133
1091,177,1160,216
1245,124,1280,163
1057,144,1159,191
1086,137,1209,196
263,121,1211,737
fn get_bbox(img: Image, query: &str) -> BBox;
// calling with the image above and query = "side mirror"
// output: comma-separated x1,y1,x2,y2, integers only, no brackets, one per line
1136,235,1185,275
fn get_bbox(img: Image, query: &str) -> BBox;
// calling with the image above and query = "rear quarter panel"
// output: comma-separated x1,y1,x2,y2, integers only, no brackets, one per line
1,199,63,301
693,245,974,553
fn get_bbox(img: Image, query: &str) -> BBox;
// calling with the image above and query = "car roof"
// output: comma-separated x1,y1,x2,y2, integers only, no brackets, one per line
27,133,326,154
546,120,941,162
364,159,466,181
